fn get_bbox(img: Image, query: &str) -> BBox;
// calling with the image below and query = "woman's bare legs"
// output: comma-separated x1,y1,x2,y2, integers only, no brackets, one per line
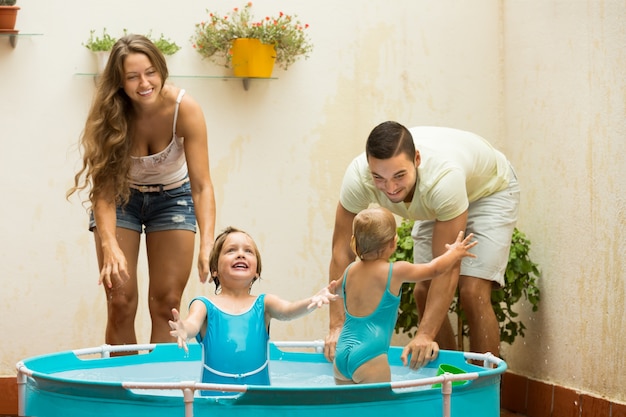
146,229,195,343
95,227,141,346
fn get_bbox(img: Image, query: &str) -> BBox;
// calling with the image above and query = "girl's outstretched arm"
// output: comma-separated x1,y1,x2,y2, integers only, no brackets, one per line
394,231,477,284
265,281,340,321
168,300,207,352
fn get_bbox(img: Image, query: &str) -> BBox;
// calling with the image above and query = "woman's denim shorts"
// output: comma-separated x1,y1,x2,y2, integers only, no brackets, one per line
89,181,197,234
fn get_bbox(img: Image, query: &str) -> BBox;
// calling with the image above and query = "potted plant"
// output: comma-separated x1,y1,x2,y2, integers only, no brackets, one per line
0,0,20,32
191,2,313,77
83,28,118,52
146,31,182,56
390,220,541,348
83,28,118,73
84,29,181,73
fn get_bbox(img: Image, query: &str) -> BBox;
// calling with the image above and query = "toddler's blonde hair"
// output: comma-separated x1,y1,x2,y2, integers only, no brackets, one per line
351,207,397,260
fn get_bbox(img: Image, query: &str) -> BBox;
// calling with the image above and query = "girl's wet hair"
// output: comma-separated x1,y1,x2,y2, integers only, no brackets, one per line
352,207,397,260
209,226,263,293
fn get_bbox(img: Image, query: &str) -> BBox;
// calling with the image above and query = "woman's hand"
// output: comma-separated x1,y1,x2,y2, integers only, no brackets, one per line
197,243,213,283
98,243,130,288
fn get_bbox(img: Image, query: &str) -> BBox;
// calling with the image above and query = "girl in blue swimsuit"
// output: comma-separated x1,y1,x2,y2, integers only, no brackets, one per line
169,226,337,391
332,207,477,384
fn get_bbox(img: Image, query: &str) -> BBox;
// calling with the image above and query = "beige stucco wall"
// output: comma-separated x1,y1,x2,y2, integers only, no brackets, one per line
0,0,623,404
500,0,626,402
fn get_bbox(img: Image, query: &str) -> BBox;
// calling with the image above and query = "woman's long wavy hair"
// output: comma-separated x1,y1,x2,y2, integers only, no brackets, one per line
67,34,169,207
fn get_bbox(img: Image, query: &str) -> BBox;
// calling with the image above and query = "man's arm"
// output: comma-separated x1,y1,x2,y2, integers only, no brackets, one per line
324,203,357,362
401,211,468,369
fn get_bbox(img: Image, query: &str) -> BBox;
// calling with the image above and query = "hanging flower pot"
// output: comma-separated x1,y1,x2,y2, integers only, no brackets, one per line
83,29,181,75
191,4,313,73
93,51,111,73
0,5,20,31
230,38,276,78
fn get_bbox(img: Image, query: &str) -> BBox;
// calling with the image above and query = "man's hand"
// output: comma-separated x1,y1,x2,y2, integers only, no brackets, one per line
401,334,440,369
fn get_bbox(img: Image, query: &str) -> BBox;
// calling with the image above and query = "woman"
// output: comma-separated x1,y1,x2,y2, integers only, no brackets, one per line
68,34,216,345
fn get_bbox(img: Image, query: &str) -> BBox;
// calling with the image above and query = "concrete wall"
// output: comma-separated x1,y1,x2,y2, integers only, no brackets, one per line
501,0,626,401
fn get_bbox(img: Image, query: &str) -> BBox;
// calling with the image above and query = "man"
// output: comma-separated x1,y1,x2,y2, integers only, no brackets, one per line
325,121,519,369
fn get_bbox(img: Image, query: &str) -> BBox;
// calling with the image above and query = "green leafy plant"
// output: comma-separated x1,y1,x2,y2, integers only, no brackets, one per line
389,219,419,336
191,2,313,70
83,28,117,52
0,0,18,6
145,31,181,56
83,29,181,56
390,219,541,346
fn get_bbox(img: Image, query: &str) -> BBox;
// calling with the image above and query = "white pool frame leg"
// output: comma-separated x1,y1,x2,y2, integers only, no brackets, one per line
441,379,453,417
16,365,25,417
183,387,195,417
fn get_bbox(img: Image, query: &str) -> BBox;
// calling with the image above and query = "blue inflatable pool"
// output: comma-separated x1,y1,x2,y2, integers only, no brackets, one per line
16,341,506,417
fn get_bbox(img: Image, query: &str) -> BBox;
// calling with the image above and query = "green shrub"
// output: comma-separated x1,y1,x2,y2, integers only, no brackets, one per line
390,219,541,346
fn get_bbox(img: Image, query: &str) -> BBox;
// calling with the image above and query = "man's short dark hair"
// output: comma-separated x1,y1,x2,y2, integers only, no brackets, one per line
366,121,415,160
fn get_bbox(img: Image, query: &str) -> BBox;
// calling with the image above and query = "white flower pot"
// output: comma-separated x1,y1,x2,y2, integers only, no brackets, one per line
94,51,111,73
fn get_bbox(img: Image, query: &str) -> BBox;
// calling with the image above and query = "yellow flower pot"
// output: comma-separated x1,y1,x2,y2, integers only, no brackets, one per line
230,38,276,78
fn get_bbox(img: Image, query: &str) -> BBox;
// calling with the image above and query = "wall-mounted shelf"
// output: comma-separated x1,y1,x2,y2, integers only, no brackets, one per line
74,73,276,91
0,32,43,48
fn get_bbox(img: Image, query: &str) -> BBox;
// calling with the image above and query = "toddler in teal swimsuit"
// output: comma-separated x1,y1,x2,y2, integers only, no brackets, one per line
169,226,337,391
332,207,477,384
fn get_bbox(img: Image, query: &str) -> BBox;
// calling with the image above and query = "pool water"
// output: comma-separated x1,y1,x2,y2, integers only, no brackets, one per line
51,352,438,397
53,358,438,388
